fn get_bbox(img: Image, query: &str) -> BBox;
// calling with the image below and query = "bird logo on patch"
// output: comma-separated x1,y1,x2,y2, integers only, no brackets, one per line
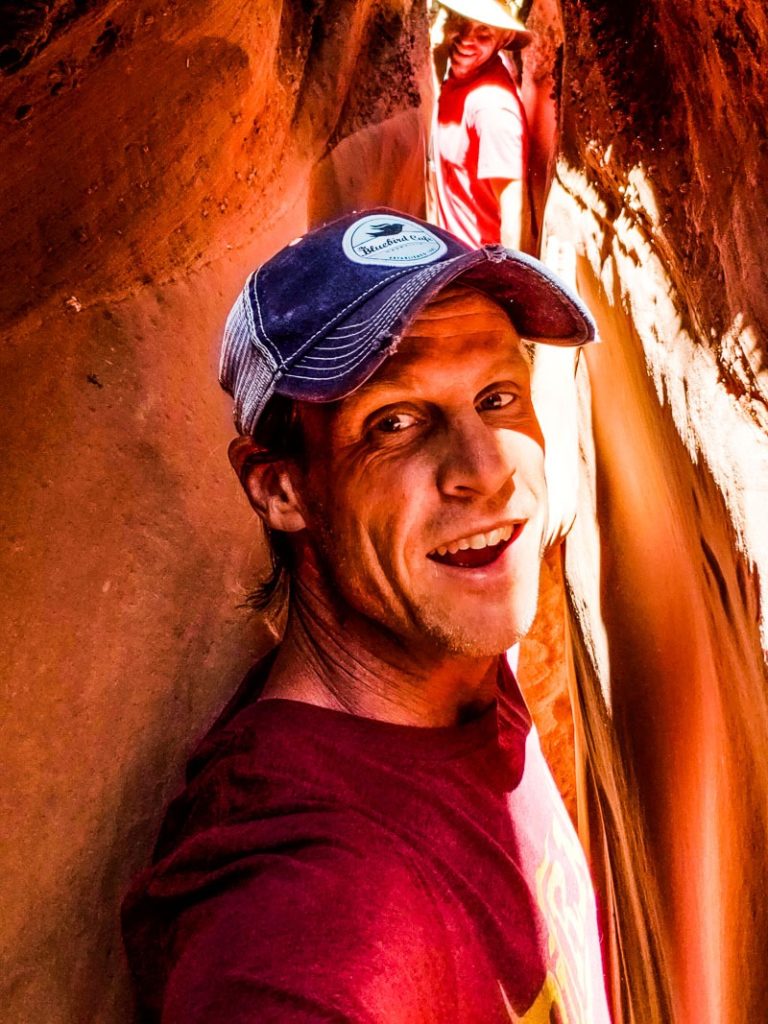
366,222,404,238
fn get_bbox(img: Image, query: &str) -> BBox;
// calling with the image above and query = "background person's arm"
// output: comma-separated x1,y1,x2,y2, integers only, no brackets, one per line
490,177,531,254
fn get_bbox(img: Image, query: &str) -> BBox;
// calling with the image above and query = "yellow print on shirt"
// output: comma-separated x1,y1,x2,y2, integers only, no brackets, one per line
499,803,597,1022
534,812,597,1022
499,972,571,1023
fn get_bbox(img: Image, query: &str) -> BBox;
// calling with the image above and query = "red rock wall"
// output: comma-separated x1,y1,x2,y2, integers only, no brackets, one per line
546,1,768,1021
0,3,429,1021
10,1,767,1021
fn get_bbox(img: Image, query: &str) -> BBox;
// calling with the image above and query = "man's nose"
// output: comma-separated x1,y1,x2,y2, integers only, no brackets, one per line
436,414,516,499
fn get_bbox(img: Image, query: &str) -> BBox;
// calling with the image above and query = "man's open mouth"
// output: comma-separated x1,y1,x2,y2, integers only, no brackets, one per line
427,523,523,569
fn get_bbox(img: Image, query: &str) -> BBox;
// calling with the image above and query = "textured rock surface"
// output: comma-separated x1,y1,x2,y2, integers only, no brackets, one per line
8,0,768,1022
518,547,577,818
0,3,429,1021
547,1,768,1021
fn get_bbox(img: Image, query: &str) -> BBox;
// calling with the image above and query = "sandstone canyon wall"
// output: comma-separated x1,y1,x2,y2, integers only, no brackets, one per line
545,2,768,1022
3,1,768,1022
0,3,431,1021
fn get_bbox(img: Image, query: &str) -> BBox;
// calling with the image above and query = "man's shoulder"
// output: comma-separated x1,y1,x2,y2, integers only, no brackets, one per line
152,695,368,859
124,734,452,1023
463,59,522,113
129,692,431,914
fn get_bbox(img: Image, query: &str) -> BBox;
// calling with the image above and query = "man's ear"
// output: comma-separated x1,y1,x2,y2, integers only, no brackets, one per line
228,436,307,533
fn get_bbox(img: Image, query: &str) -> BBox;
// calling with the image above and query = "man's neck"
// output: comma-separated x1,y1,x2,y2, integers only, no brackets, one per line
260,571,499,728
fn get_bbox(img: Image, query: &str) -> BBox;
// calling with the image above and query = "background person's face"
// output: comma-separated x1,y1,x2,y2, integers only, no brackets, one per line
293,287,548,658
444,15,511,79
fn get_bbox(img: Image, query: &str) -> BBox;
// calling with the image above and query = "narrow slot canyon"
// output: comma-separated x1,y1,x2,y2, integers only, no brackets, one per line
1,1,767,1021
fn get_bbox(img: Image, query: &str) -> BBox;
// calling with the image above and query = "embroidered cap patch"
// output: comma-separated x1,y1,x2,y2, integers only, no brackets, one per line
342,214,448,267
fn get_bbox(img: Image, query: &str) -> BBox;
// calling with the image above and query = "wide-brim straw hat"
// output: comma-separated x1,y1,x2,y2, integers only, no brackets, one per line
438,0,533,48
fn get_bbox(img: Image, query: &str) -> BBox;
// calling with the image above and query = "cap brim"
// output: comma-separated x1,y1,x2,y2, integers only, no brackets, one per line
276,246,595,404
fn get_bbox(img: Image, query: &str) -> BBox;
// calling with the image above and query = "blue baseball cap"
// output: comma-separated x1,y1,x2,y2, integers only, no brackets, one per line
220,208,596,435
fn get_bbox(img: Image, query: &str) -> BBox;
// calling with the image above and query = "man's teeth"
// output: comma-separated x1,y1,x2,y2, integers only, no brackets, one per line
433,525,513,557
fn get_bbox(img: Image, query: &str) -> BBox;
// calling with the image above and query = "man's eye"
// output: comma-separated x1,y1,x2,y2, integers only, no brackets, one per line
373,411,419,434
476,391,516,412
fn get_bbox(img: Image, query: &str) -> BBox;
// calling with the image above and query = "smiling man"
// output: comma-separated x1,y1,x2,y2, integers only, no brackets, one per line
122,210,612,1023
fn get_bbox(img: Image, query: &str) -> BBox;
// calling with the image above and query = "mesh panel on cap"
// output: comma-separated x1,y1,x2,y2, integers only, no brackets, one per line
219,284,280,435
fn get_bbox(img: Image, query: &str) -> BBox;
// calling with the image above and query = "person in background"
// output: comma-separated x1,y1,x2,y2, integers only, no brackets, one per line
430,0,534,253
430,0,583,552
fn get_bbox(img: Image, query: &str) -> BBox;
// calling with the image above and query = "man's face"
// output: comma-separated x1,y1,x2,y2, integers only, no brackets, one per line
292,287,547,659
444,14,512,80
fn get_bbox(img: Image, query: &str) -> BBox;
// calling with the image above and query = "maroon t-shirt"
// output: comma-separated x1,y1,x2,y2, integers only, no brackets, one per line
122,652,611,1023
